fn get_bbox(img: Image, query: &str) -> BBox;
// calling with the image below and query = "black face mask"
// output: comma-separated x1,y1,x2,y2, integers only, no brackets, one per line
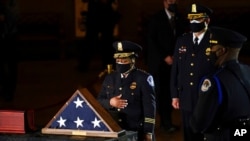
190,22,205,32
168,4,177,13
116,64,131,73
207,51,218,65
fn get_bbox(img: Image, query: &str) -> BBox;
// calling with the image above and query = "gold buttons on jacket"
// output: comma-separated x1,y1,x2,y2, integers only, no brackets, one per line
190,73,194,76
192,53,195,57
190,63,194,66
190,82,194,86
119,87,122,90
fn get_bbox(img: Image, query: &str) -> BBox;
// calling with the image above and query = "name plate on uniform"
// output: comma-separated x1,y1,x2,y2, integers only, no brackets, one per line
0,110,25,134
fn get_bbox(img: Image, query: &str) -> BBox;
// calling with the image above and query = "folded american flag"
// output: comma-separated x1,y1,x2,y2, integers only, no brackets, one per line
49,93,109,131
42,88,125,138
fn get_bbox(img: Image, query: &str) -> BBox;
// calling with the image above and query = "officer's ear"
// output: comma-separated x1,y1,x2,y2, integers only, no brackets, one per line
131,58,135,64
217,46,227,56
205,17,210,25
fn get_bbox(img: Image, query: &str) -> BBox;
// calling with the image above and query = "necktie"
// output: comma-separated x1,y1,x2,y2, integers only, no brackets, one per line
170,16,176,35
170,16,175,29
194,37,199,46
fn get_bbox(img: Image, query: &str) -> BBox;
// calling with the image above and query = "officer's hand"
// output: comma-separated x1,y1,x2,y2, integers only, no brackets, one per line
164,55,173,65
172,98,180,109
110,94,128,109
144,133,152,141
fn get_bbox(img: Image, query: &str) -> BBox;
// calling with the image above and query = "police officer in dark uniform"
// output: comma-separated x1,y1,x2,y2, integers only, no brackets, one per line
170,3,216,141
146,0,187,133
190,26,250,141
98,40,156,141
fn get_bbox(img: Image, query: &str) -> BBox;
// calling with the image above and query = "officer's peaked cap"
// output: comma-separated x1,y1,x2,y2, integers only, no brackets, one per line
113,40,142,58
209,26,247,48
187,3,213,20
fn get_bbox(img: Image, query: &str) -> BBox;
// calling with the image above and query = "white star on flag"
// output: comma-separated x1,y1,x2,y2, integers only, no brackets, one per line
56,116,67,127
74,116,84,128
74,97,84,108
91,117,101,128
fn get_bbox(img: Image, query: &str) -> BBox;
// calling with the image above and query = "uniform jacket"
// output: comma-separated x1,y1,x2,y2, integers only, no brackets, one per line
170,29,216,111
190,60,250,139
97,68,156,134
147,9,187,74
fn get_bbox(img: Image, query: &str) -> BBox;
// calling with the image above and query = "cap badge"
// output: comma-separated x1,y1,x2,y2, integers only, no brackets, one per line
118,42,123,51
191,4,197,13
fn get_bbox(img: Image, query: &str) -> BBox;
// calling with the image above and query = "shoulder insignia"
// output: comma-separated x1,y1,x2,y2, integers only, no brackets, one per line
201,78,211,92
147,75,154,87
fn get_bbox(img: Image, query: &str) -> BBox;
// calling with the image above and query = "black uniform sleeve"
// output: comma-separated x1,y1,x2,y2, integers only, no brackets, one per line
190,77,221,133
97,75,114,110
140,74,156,133
170,37,182,98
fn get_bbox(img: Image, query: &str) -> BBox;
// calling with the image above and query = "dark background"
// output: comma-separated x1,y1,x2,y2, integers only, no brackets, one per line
14,0,250,59
1,1,250,140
